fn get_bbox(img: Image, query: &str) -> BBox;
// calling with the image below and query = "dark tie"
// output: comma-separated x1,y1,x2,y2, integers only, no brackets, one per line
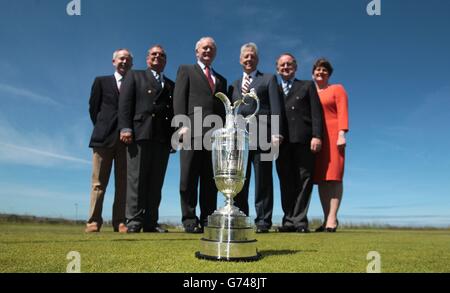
204,66,215,92
155,73,162,87
242,75,251,96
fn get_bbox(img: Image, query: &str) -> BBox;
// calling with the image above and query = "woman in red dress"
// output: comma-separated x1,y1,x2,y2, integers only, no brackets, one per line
312,58,349,232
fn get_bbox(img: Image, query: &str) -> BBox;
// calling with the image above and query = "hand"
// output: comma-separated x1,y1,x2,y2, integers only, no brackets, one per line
120,131,133,144
311,137,322,153
178,127,190,143
271,134,283,147
337,131,346,150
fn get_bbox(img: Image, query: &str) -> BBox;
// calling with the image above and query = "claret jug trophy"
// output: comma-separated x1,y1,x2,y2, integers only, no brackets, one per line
195,89,261,261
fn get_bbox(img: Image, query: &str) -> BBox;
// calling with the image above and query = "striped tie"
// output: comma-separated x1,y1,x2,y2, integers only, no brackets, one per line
241,75,251,96
283,80,291,96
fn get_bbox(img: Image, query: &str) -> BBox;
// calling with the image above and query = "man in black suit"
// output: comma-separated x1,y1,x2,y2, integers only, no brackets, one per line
173,36,227,233
118,45,174,233
86,48,133,233
275,53,323,233
229,43,283,233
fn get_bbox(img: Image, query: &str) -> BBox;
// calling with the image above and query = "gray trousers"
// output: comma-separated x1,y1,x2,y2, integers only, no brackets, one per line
125,140,170,229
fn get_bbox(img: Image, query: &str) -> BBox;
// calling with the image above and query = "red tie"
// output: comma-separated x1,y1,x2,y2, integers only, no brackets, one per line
205,66,215,92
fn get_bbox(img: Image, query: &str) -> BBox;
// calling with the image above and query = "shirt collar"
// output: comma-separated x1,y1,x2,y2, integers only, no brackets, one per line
197,60,212,71
114,71,123,81
279,75,294,85
243,70,257,80
151,69,163,79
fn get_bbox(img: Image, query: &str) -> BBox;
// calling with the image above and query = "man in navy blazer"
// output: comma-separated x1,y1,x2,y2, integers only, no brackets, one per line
275,53,323,233
173,37,227,233
229,43,283,233
86,48,133,233
118,45,175,233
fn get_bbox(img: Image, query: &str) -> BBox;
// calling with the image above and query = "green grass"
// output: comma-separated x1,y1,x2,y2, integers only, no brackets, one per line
1,223,449,272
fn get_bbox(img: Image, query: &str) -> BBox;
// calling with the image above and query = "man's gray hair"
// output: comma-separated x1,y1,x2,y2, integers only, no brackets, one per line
146,44,165,57
195,36,216,51
113,48,133,60
240,42,258,57
276,52,297,66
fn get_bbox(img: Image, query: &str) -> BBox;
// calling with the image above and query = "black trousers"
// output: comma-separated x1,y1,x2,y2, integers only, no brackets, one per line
234,150,274,229
276,142,315,228
125,140,170,230
180,148,217,228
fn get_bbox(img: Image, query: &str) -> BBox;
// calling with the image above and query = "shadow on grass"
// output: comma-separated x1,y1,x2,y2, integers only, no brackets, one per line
110,238,199,242
259,249,316,257
1,237,200,245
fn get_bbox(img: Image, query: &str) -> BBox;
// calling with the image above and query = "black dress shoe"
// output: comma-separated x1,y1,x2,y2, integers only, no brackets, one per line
296,227,310,233
325,220,338,232
315,225,325,232
143,226,168,233
277,226,295,232
185,226,203,233
127,226,141,233
255,227,269,233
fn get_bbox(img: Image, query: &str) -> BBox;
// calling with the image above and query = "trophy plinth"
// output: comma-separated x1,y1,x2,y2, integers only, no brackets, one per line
196,91,261,261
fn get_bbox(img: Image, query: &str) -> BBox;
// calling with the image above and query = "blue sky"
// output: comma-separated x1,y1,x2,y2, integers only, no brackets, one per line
1,0,449,227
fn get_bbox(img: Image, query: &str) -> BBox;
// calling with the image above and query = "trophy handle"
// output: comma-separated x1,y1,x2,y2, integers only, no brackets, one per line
215,92,233,116
233,89,260,124
215,90,260,126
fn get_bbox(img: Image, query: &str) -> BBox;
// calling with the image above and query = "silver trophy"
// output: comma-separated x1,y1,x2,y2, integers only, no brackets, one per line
195,89,261,261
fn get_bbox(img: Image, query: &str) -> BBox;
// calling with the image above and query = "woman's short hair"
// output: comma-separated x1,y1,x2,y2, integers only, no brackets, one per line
312,58,334,77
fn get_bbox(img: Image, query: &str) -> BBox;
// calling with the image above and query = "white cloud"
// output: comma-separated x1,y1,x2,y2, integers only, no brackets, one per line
0,142,90,165
0,118,90,167
0,82,61,107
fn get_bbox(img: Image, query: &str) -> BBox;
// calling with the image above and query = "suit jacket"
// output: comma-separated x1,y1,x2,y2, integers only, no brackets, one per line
173,64,227,137
229,71,283,148
89,75,121,148
118,69,175,143
279,79,323,144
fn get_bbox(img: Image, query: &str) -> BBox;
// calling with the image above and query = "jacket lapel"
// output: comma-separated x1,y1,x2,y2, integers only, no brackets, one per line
249,71,263,90
110,75,119,96
145,69,162,90
288,78,299,98
212,69,221,93
162,76,172,96
238,77,244,97
145,69,164,101
282,78,300,100
194,64,212,91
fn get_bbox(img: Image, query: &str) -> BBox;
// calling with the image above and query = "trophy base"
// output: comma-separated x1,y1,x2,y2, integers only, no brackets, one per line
195,251,261,262
196,210,260,261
